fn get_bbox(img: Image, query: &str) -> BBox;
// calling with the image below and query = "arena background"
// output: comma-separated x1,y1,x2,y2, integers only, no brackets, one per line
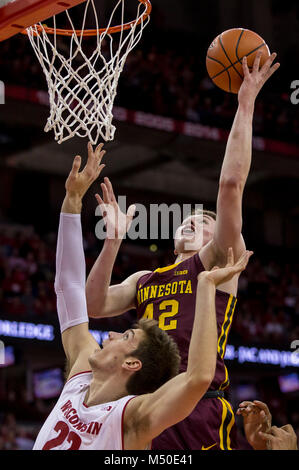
0,0,299,450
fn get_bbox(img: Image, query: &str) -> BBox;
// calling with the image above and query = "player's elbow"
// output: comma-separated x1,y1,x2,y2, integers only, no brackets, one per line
219,176,244,193
186,373,214,397
54,278,76,295
198,376,213,395
86,299,105,318
86,284,105,318
54,274,64,294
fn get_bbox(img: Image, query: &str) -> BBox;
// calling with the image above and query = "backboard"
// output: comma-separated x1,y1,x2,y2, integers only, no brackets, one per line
0,0,87,41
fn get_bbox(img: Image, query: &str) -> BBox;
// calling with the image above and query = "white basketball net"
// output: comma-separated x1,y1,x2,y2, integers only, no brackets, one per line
26,0,150,144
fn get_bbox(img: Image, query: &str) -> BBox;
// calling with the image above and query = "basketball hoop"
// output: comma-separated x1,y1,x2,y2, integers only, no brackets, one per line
24,0,152,144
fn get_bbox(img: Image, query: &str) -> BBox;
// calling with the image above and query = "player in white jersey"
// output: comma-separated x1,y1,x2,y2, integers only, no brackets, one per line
33,371,137,450
33,143,252,450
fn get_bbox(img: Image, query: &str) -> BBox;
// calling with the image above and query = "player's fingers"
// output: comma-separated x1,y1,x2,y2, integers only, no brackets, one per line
95,194,107,217
270,426,281,437
70,155,81,176
127,204,136,220
281,424,293,434
95,193,104,206
242,250,253,265
234,251,253,272
95,144,106,166
85,142,97,173
96,164,106,177
101,182,110,204
96,149,106,165
237,404,254,414
266,62,280,80
256,423,263,433
242,56,250,78
87,141,94,160
86,142,105,172
100,149,107,161
253,402,272,426
238,401,255,408
104,177,117,203
236,408,250,416
234,252,247,269
259,410,266,419
260,52,277,75
258,430,274,441
95,142,104,157
253,50,263,73
88,141,94,152
253,401,272,416
226,247,234,266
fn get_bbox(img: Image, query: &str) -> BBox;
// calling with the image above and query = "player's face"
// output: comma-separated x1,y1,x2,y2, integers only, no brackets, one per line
89,328,144,372
174,214,216,254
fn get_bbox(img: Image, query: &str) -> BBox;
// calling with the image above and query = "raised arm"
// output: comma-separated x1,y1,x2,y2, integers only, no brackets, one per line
124,249,253,449
213,52,280,261
86,177,150,319
54,143,107,380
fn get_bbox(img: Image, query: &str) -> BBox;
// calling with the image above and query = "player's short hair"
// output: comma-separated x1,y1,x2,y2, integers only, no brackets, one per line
125,319,181,395
190,208,217,220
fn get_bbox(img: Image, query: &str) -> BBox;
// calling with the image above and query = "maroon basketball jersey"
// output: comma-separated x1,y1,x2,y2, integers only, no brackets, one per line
135,253,240,450
135,253,237,391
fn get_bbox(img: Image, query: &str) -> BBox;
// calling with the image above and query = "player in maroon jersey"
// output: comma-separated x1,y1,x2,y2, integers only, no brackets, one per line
86,52,280,449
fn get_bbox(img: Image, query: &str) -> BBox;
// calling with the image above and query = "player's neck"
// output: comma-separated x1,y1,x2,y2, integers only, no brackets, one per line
175,251,199,264
84,374,127,407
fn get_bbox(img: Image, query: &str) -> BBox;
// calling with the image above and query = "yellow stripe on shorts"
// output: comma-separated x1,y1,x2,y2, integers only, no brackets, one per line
218,397,235,450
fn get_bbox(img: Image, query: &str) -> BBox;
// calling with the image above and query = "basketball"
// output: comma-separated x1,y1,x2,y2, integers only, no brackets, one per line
206,28,271,94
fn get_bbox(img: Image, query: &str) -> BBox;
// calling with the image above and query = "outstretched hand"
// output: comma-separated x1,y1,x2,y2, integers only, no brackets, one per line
198,248,253,287
95,177,136,240
238,51,280,106
65,142,106,199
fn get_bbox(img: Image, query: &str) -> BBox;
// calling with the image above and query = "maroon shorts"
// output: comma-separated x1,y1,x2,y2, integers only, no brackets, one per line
152,395,245,450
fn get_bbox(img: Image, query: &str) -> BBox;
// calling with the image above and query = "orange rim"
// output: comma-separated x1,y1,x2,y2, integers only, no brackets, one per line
23,0,151,37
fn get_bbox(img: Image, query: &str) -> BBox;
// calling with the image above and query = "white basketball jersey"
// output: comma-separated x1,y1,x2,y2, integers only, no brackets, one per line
33,371,137,450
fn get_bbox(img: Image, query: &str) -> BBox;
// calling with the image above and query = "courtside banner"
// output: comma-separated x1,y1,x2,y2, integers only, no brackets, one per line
4,85,299,159
1,317,298,369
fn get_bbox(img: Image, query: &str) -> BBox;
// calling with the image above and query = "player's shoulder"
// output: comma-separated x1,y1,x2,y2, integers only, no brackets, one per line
64,370,92,392
134,270,152,284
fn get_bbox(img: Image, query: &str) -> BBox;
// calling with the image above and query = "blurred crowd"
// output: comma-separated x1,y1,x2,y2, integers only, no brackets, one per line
1,223,299,346
118,45,299,144
0,35,298,144
232,257,299,346
0,396,57,450
0,413,38,450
